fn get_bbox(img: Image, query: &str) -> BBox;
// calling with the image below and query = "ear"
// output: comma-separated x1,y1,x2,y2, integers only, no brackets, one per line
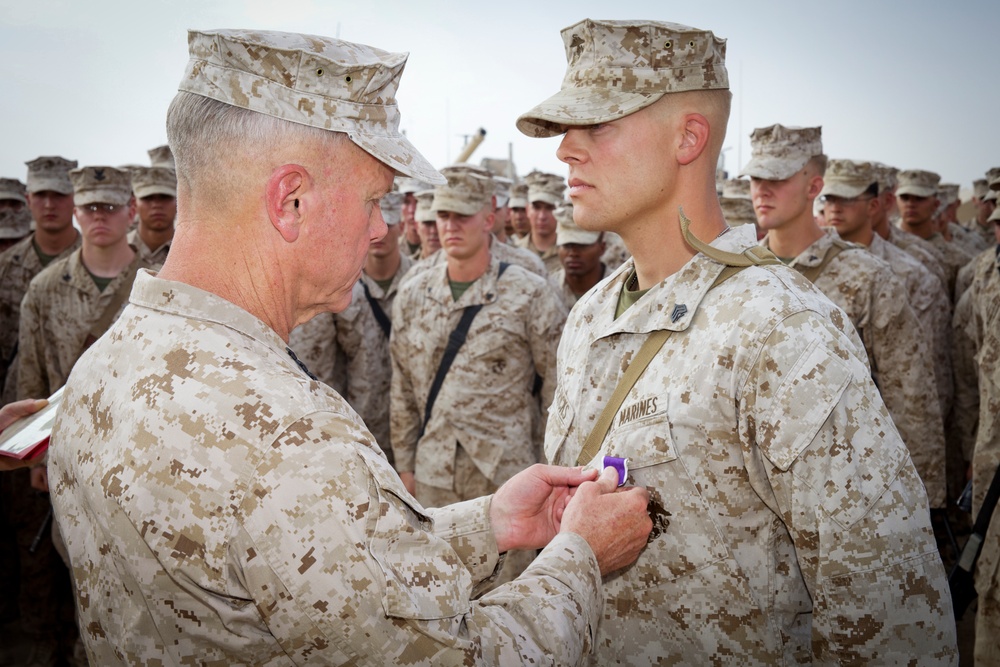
265,164,307,243
676,113,710,166
483,209,496,233
806,175,824,200
127,196,137,220
866,197,879,219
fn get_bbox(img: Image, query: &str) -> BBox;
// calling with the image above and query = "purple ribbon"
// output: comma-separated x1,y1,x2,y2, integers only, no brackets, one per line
602,456,629,487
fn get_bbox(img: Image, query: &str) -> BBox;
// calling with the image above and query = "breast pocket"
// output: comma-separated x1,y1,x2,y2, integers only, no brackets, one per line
364,454,472,621
606,416,730,584
543,388,576,466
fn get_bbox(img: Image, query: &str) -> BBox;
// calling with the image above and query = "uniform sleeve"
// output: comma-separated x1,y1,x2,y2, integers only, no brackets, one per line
740,311,958,664
15,287,48,401
951,288,980,462
389,295,421,474
527,284,567,416
863,267,948,508
236,412,603,665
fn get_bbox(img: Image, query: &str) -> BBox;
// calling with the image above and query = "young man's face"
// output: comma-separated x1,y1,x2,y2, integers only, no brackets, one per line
436,206,492,261
27,190,75,235
75,199,135,249
556,101,680,234
749,168,819,232
368,221,401,261
975,197,995,226
822,193,876,242
558,239,605,277
527,201,557,239
417,217,441,257
510,206,530,235
897,194,938,227
137,194,176,232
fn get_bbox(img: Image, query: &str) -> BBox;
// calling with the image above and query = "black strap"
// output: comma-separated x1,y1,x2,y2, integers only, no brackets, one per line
950,461,1000,618
361,281,392,338
418,263,509,439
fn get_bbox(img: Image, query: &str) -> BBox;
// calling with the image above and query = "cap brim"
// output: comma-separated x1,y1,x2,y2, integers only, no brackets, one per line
134,185,177,199
74,190,132,207
350,132,445,186
27,179,74,195
738,155,807,181
820,181,869,199
894,185,936,198
516,86,661,138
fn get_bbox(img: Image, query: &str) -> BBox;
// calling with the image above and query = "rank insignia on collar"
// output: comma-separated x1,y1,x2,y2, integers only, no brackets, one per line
670,304,687,322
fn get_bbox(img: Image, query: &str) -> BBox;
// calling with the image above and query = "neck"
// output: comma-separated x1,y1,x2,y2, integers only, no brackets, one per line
446,246,490,282
838,224,874,247
365,249,401,281
565,263,604,296
624,179,726,290
899,219,934,240
81,240,135,278
766,210,824,259
872,213,890,239
493,227,508,243
531,229,556,251
34,225,79,255
139,224,174,252
158,209,294,341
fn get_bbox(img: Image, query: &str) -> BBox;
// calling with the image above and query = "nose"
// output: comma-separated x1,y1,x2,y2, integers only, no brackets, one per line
556,129,584,164
371,206,387,242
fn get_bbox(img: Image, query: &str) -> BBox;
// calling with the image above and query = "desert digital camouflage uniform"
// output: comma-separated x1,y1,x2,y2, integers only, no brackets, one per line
48,270,605,666
762,228,948,508
513,232,561,273
287,311,341,392
545,223,956,664
390,256,566,504
334,252,414,460
0,232,80,399
884,222,950,293
548,265,608,311
407,234,547,283
925,231,975,297
950,221,989,256
953,244,1000,664
16,249,145,400
125,228,170,269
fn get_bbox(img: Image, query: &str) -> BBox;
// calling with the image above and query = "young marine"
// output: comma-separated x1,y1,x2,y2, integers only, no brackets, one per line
518,18,957,664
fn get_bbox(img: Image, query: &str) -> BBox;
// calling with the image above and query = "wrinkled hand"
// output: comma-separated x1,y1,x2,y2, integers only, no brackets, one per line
0,399,48,472
490,464,599,553
560,467,652,576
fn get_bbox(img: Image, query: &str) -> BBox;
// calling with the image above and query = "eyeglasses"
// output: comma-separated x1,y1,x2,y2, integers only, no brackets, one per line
819,194,874,206
80,203,123,214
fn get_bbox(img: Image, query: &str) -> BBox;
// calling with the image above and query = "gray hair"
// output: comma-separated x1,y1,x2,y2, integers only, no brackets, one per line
165,91,347,193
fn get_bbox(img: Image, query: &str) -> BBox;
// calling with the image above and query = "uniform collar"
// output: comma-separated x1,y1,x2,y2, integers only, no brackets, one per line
581,224,757,338
760,226,839,269
425,254,504,310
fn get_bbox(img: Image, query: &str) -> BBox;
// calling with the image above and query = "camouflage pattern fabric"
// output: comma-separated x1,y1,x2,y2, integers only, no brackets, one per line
924,231,974,298
16,247,141,400
48,269,606,665
334,253,414,461
884,223,950,294
390,256,566,494
405,236,547,283
600,231,630,272
763,229,948,508
949,221,989,256
287,311,340,390
513,233,561,274
126,228,170,270
0,233,81,400
547,265,608,312
545,224,957,664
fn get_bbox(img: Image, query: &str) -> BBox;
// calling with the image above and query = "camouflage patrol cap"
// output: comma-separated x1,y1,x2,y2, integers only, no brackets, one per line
872,162,898,193
985,168,1000,202
509,182,529,208
972,179,988,200
555,203,601,245
179,29,444,185
131,166,178,199
148,145,175,169
25,156,77,195
380,190,403,225
820,160,877,199
395,177,432,195
431,166,495,216
414,189,436,223
525,170,567,207
70,166,134,207
739,124,823,180
720,196,756,227
517,19,728,138
0,178,27,205
494,176,512,208
720,178,750,200
937,183,959,206
895,169,940,198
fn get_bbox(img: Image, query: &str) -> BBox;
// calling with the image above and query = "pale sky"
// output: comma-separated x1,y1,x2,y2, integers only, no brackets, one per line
1,0,997,192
